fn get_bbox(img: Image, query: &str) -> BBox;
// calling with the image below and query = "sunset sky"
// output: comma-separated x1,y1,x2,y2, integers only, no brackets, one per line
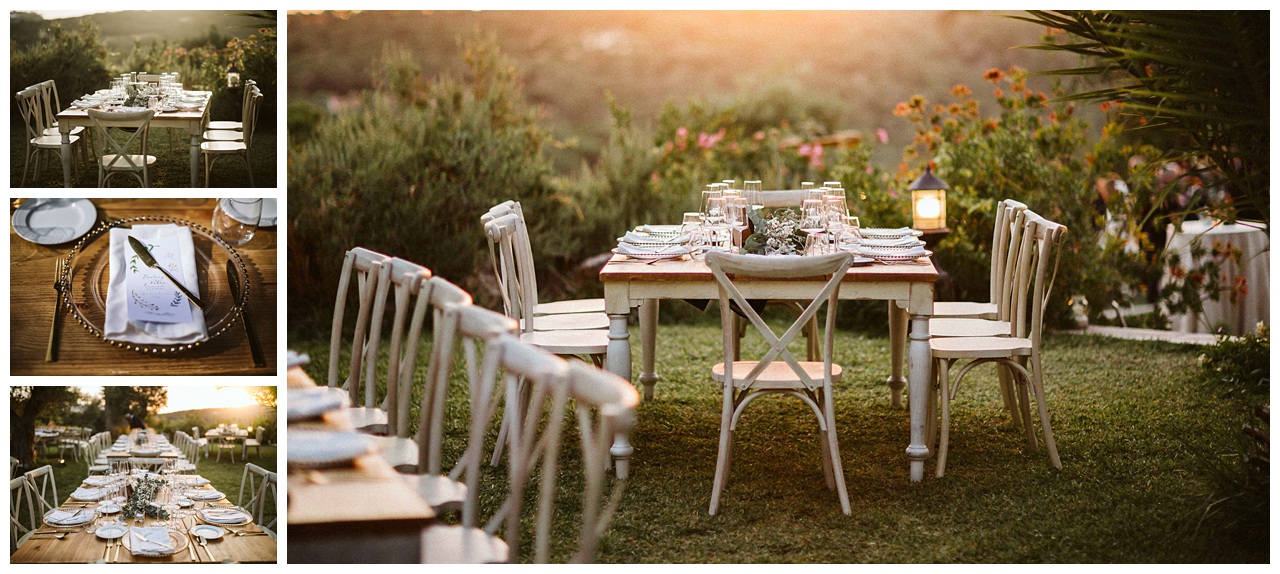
75,386,260,414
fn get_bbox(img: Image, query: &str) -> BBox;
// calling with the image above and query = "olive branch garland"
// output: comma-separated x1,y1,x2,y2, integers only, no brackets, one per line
121,476,171,520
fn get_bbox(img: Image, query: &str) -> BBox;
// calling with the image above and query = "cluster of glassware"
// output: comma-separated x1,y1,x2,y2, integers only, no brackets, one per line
102,72,192,110
83,465,199,535
683,180,860,257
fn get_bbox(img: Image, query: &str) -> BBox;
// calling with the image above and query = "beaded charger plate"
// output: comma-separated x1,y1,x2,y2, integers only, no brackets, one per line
63,216,250,354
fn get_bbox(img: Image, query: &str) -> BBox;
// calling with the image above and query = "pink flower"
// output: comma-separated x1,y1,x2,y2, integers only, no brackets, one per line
876,128,889,144
865,166,874,174
698,128,726,149
753,130,765,141
676,126,688,139
650,172,659,183
798,143,812,157
697,132,710,148
807,143,824,168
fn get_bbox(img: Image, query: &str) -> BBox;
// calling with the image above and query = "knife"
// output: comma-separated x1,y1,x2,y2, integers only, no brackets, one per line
127,236,205,310
225,259,265,368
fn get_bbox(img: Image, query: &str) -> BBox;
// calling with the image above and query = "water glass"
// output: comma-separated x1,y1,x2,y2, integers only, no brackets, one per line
800,199,826,236
681,212,701,232
212,198,262,246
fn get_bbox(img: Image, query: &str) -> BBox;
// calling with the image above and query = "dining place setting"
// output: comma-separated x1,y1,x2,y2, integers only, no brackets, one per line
9,197,277,376
12,424,275,563
69,73,209,116
610,180,933,266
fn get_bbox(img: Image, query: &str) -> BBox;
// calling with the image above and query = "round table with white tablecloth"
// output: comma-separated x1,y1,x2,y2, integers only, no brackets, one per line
1162,219,1269,335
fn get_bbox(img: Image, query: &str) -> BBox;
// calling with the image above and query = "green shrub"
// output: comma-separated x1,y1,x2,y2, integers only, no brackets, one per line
1199,324,1270,395
288,38,557,328
10,20,112,124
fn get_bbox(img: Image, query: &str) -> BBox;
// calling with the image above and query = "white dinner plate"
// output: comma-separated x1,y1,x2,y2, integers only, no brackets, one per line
11,198,97,245
612,246,694,260
96,524,127,540
98,503,122,514
177,499,194,508
259,198,277,227
287,387,349,422
858,227,924,240
288,430,376,467
190,524,225,540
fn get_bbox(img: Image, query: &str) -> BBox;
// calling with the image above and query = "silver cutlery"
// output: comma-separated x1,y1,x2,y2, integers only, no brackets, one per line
46,257,66,362
199,535,214,561
225,260,265,368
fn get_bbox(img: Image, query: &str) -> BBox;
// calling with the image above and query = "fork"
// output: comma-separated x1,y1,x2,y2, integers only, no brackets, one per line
46,257,66,362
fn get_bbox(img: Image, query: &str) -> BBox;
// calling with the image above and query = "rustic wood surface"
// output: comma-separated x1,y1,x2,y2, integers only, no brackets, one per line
10,479,277,563
600,253,939,283
10,198,277,376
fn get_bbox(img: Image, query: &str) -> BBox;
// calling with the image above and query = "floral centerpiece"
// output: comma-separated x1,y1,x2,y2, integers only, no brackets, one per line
122,475,170,521
743,208,806,256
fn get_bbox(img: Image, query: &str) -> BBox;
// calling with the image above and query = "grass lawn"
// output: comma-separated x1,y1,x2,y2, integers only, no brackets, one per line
10,123,277,188
289,317,1267,563
29,443,278,530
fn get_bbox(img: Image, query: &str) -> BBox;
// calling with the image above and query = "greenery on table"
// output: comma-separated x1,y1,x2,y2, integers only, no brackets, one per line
288,320,1268,562
121,476,170,521
743,208,805,256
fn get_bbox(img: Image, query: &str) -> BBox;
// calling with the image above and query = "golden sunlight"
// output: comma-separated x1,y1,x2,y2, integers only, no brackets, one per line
74,385,259,414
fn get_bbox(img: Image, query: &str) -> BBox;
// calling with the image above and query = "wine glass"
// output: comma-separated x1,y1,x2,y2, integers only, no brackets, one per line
705,196,726,228
681,212,701,233
725,197,750,252
800,199,827,237
701,187,723,225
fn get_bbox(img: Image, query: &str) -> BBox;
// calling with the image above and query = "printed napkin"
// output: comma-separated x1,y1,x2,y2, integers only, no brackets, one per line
104,224,208,344
200,507,250,524
129,527,174,555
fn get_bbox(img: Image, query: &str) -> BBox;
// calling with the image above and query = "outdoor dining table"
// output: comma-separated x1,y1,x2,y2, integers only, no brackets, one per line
54,92,211,188
9,198,277,376
286,366,438,563
10,474,276,563
599,253,939,482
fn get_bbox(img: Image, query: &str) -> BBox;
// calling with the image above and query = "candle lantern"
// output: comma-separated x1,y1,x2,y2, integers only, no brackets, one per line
909,165,949,230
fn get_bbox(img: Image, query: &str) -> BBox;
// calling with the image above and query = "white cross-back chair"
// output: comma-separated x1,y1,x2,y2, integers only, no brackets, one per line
932,199,1029,320
401,302,517,512
23,465,58,519
482,209,608,331
420,336,638,563
485,214,609,365
242,426,265,459
85,108,158,187
929,215,1067,477
482,201,606,316
328,247,401,434
11,477,37,552
206,79,257,131
238,463,277,540
929,205,1033,338
202,86,261,186
35,80,90,167
15,86,82,186
370,268,475,471
705,250,856,515
191,427,209,457
84,433,111,475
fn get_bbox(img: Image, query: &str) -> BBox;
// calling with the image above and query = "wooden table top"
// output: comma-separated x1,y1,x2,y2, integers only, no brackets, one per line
10,478,277,564
10,198,277,376
600,254,939,283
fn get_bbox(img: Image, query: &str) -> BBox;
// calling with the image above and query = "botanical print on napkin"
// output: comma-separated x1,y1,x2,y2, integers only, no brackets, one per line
126,235,195,324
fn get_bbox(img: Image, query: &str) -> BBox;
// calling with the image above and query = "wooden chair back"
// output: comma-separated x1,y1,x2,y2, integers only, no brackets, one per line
484,213,540,333
1010,215,1068,350
86,108,155,173
36,80,63,132
22,465,58,517
743,189,806,207
416,296,516,478
238,462,277,536
706,251,854,391
379,261,467,438
10,477,35,552
327,247,400,411
990,199,1028,305
15,87,48,141
242,88,263,150
995,208,1031,321
460,336,637,563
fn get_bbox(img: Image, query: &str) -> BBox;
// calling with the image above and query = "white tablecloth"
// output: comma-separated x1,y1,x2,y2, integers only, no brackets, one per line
1163,219,1269,335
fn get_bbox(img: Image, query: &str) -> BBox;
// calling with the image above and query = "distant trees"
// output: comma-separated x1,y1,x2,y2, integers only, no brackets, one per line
10,387,77,468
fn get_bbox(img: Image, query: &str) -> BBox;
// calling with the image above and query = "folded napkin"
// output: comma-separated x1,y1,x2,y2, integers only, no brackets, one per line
858,245,929,259
619,231,691,245
615,242,690,255
46,508,90,525
107,106,149,113
129,527,174,555
185,477,211,486
83,476,115,487
105,224,208,345
636,224,682,235
857,236,925,248
200,508,250,524
861,227,914,236
70,487,103,501
188,489,225,500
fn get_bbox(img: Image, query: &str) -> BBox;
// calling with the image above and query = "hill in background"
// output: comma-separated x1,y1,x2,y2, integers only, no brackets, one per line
11,10,265,54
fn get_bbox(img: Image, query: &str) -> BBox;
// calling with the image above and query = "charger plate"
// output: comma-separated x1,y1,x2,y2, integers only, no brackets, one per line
121,528,188,556
63,216,250,354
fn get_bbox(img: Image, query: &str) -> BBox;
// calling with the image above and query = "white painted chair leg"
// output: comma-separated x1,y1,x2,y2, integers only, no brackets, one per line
708,385,734,516
1030,354,1062,469
935,358,952,478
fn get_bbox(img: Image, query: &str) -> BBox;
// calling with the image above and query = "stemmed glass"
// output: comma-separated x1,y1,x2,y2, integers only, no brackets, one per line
725,196,750,252
800,199,827,255
701,187,723,226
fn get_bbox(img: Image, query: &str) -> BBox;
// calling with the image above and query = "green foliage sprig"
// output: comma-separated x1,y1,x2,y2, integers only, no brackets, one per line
122,476,170,521
743,208,805,256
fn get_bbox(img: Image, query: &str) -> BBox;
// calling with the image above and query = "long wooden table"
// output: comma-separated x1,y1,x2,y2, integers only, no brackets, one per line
286,367,438,563
9,198,277,376
10,474,277,563
599,254,939,482
56,97,209,188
